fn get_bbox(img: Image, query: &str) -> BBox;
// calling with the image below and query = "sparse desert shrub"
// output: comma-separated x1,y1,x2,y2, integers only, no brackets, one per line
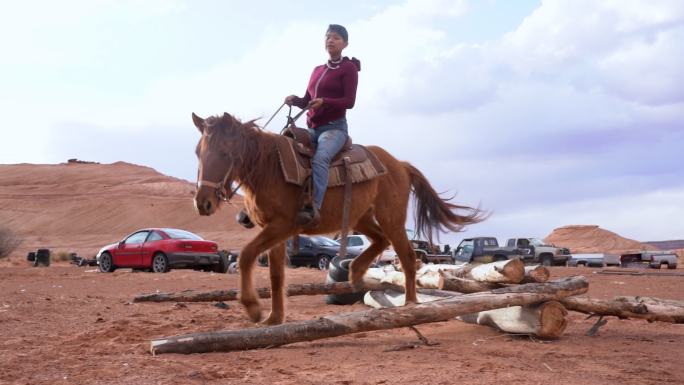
0,227,22,259
54,251,73,262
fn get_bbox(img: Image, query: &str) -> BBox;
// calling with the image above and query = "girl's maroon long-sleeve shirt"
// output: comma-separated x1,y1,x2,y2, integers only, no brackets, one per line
293,57,360,129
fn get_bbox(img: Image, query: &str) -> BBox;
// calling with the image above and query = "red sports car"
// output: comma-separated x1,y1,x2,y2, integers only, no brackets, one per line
96,228,225,273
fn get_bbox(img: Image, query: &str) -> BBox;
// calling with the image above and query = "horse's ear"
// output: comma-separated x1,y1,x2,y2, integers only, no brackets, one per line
192,112,205,134
221,112,232,125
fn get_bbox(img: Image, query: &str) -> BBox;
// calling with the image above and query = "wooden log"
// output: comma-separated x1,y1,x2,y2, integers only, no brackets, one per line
436,275,684,324
149,276,588,354
561,296,684,323
438,271,499,292
468,258,525,283
133,281,454,303
458,301,568,338
522,265,550,283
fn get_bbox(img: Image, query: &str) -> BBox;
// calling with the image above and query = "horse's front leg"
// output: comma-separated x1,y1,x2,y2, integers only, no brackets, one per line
238,226,289,323
263,242,287,325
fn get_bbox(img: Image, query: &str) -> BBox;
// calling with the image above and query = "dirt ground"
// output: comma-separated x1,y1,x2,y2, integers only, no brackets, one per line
1,264,683,385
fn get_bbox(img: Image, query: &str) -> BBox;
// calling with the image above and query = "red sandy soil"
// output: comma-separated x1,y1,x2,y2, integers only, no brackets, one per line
1,264,684,385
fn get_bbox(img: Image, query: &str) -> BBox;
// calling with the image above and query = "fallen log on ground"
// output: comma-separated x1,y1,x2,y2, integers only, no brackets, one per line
439,271,500,292
467,258,525,283
522,265,550,283
458,301,568,338
134,281,455,303
364,289,568,339
561,296,684,323
436,275,684,324
149,276,587,354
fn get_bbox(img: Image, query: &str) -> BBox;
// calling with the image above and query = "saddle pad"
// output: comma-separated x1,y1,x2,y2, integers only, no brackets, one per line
275,135,387,187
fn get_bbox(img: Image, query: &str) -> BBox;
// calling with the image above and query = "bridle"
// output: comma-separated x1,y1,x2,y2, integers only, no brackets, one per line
195,103,308,203
197,165,241,203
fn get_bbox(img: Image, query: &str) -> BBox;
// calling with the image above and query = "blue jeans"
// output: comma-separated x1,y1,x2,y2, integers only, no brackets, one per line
309,118,349,209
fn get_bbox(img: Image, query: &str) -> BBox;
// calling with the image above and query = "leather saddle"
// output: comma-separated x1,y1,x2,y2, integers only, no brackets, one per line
275,125,387,188
283,125,365,167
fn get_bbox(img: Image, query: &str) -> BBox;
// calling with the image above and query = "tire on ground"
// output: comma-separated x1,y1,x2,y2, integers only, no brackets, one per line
213,252,230,274
325,256,365,305
35,248,51,267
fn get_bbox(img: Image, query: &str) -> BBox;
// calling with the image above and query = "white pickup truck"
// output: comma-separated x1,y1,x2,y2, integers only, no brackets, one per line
620,251,678,269
567,253,621,267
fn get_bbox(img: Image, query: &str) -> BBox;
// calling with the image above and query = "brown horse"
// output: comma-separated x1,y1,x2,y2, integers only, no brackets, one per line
192,112,483,325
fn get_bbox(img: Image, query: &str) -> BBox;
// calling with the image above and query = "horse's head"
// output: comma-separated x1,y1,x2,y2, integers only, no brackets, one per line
192,112,241,216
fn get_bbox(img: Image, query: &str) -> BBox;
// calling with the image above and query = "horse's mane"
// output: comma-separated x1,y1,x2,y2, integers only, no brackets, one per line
205,114,280,194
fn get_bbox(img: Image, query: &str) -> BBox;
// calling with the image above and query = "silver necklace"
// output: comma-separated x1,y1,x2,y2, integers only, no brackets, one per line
326,56,343,69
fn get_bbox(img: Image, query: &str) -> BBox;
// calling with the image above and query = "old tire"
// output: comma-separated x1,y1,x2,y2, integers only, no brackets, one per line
316,255,331,271
152,253,170,273
26,252,36,262
99,252,115,273
35,248,51,267
257,254,268,267
325,256,364,305
213,253,230,274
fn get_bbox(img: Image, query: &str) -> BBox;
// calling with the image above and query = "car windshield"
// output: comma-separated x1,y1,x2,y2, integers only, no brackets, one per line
162,228,203,240
529,238,545,246
311,236,340,247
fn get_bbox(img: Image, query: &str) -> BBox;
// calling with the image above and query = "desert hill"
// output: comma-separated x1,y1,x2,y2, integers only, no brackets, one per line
0,162,256,259
544,225,661,255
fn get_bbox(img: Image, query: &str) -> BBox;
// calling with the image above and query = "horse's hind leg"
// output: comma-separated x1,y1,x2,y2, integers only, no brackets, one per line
348,211,391,291
238,225,290,323
383,229,418,304
264,241,286,325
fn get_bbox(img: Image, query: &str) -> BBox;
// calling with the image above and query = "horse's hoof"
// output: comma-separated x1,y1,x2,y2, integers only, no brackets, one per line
405,296,418,305
244,303,263,323
261,312,284,326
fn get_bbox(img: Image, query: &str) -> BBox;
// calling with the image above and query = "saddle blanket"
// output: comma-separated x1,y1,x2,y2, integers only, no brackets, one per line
275,135,387,187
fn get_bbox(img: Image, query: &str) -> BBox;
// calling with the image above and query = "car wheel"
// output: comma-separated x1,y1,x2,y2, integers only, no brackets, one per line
99,252,115,273
316,255,331,271
541,255,553,266
213,253,230,274
152,252,170,273
257,254,268,267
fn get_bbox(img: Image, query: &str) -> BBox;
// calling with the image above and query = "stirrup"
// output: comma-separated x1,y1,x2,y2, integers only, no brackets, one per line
236,209,255,229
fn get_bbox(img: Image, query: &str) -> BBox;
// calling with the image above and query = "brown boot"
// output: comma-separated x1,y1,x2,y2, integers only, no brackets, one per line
295,205,320,229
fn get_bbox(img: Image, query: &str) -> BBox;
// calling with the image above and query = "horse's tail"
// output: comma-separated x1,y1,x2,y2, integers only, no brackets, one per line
405,162,486,243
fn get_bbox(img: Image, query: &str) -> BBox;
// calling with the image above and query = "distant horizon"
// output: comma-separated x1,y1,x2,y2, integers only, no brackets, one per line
4,159,681,246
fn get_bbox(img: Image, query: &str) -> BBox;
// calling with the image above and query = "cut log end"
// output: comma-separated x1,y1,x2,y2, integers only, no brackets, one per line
499,258,525,283
536,301,568,338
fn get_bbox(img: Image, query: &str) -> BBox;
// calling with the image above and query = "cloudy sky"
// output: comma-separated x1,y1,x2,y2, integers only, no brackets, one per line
2,0,682,244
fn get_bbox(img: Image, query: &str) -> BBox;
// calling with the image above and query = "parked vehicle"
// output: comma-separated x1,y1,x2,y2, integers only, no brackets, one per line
257,235,340,270
567,253,621,267
505,238,571,266
454,237,523,263
96,228,224,273
288,235,340,270
620,251,678,269
410,238,455,264
336,234,397,265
